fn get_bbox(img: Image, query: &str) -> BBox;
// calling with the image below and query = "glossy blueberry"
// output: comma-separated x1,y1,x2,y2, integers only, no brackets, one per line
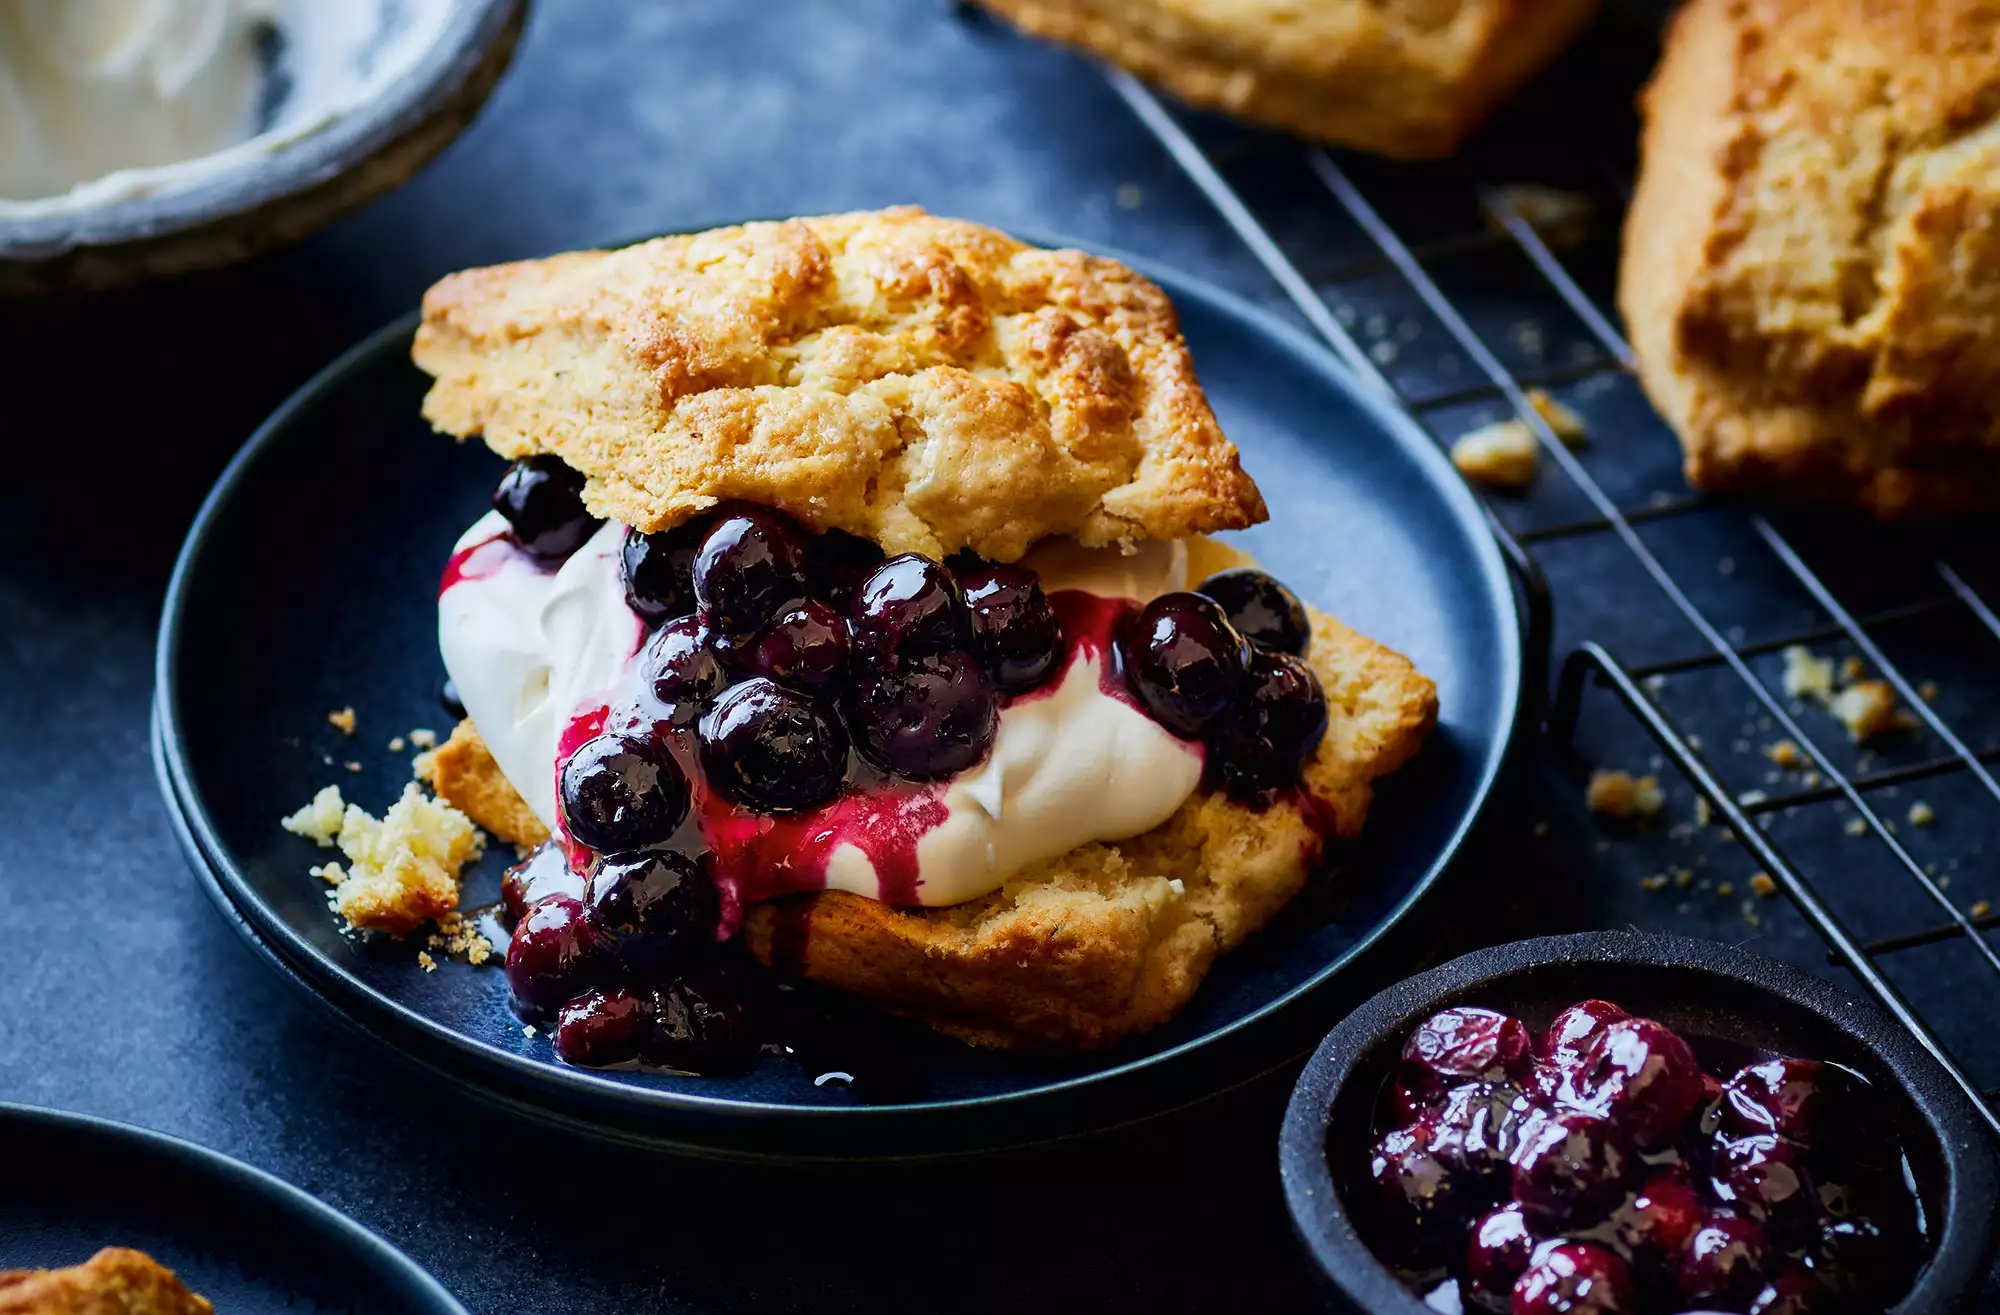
697,678,849,813
1718,1058,1870,1151
958,561,1062,692
1539,1000,1629,1072
1512,1242,1635,1315
743,599,852,693
1364,1122,1464,1263
1678,1213,1772,1308
850,553,968,666
491,455,600,562
583,850,718,974
1195,567,1310,656
810,528,887,607
1559,1017,1704,1151
692,506,811,640
1463,1202,1536,1313
1712,1134,1816,1232
553,987,653,1067
1612,1169,1705,1273
621,517,710,624
1513,1111,1631,1232
1209,649,1328,799
642,615,727,723
1430,1081,1533,1192
850,650,998,780
499,840,574,926
647,975,758,1074
503,895,599,1013
559,733,689,853
1397,1007,1535,1117
1119,592,1251,739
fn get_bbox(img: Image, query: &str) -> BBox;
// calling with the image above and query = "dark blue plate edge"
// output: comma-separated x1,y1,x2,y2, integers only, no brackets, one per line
0,1101,469,1313
151,232,1524,1150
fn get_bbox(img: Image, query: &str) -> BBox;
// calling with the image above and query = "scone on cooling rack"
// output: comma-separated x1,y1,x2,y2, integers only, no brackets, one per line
971,0,1600,158
384,207,1435,1056
0,1248,213,1315
1621,0,2000,518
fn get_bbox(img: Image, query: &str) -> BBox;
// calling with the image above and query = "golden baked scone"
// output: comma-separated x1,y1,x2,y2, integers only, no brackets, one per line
413,207,1266,561
1622,0,2000,517
430,539,1438,1049
0,1248,212,1315
973,0,1599,158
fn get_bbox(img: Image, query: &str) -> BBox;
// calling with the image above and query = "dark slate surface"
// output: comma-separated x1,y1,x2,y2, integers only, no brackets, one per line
4,3,1998,1310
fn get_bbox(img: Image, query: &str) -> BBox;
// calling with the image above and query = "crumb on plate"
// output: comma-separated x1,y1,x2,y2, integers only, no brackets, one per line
328,707,357,736
281,783,481,934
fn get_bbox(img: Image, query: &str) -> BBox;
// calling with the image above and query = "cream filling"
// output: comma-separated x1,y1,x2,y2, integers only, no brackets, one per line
438,513,1204,907
0,0,453,213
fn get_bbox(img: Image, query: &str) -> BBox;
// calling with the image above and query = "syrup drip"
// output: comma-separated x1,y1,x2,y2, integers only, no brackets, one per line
438,533,521,596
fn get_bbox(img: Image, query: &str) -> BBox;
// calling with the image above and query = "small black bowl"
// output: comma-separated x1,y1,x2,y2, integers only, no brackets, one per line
1278,932,2000,1314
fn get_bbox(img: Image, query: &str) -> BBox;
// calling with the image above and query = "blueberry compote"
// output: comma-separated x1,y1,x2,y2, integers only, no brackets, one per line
1355,1002,1924,1314
470,464,1332,1082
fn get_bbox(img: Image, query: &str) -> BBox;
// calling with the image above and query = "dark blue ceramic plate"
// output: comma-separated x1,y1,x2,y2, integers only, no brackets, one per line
0,1104,465,1313
153,234,1523,1158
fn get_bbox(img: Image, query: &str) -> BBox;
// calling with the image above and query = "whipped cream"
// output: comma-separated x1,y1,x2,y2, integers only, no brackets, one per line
438,514,1205,908
0,0,453,214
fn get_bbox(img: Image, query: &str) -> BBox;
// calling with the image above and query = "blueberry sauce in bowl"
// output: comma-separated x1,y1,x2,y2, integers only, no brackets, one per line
448,462,1339,1085
1279,933,2000,1315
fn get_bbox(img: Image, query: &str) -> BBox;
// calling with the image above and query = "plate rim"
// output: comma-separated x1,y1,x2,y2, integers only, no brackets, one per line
0,1101,469,1313
153,228,1524,1147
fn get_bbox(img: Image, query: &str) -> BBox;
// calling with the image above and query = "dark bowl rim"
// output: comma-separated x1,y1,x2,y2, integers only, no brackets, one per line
0,1101,469,1313
0,0,526,257
1277,930,2000,1314
151,225,1525,1148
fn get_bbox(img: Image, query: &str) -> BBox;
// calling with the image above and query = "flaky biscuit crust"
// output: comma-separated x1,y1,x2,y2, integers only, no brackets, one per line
431,539,1437,1050
1622,0,2000,517
413,208,1266,561
974,0,1598,158
0,1249,212,1315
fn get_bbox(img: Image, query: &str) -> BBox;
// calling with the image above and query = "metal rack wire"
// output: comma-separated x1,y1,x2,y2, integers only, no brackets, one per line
1100,67,2000,1139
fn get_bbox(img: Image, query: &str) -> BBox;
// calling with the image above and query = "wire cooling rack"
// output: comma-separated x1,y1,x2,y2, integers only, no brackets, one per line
978,16,2000,1139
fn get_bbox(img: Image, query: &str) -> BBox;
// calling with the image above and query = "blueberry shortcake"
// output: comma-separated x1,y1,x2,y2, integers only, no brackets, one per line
332,208,1436,1065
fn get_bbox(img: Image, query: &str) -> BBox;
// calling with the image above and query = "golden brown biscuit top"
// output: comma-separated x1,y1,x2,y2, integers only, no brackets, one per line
1664,0,2000,448
0,1248,212,1315
413,207,1266,560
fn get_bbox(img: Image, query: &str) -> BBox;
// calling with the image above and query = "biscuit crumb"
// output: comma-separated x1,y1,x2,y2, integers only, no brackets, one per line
282,782,482,934
1830,680,1898,743
1641,873,1670,893
388,735,407,753
1738,789,1768,807
428,912,496,966
523,1024,538,1039
1526,389,1587,445
1695,797,1712,828
1839,656,1866,683
345,760,363,773
1451,420,1539,488
409,728,438,750
1919,681,1939,702
1908,802,1935,828
328,707,357,736
1749,872,1778,899
1781,647,1836,701
1973,901,1992,920
1843,817,1867,837
1717,881,1736,897
281,786,346,847
1763,739,1804,769
1587,770,1664,820
1490,184,1595,249
417,951,438,973
1674,867,1695,888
